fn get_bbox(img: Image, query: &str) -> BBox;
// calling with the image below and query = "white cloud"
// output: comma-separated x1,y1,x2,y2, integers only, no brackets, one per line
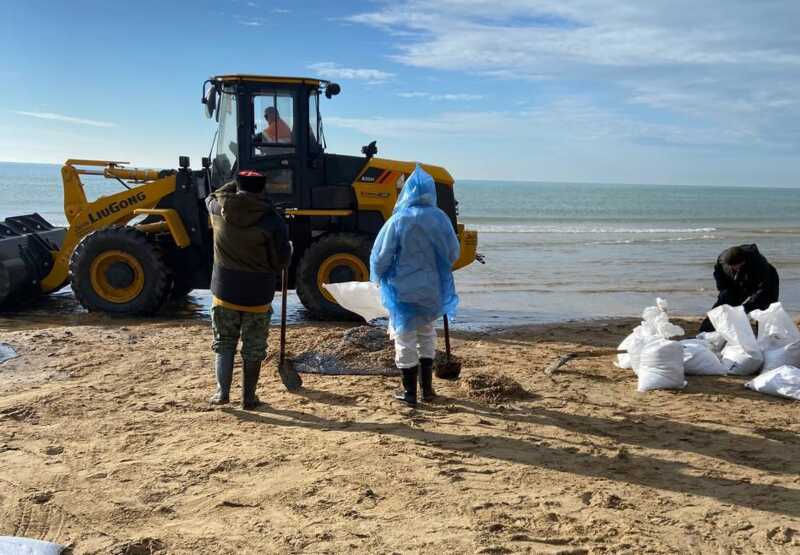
308,62,394,84
328,96,764,149
346,1,800,153
272,8,290,14
13,111,116,128
398,92,484,101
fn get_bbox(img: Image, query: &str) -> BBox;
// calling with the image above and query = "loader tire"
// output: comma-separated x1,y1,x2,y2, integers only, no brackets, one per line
295,233,373,320
69,227,170,315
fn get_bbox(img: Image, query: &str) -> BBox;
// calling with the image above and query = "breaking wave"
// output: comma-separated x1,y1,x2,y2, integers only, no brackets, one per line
470,224,717,234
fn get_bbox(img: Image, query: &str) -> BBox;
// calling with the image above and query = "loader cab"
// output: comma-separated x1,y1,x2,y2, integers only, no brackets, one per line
204,75,335,209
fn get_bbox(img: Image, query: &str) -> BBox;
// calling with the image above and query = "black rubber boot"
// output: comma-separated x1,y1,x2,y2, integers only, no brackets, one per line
394,366,418,406
209,352,234,405
241,360,262,409
419,358,436,401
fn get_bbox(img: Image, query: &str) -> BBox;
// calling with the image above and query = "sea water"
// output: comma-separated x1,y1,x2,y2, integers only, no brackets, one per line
1,161,798,328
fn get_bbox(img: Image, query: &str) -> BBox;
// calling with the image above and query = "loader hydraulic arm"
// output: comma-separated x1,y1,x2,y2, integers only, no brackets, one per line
40,160,178,293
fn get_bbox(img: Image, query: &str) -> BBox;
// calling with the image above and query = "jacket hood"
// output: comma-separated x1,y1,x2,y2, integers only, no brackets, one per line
394,165,437,213
216,190,268,227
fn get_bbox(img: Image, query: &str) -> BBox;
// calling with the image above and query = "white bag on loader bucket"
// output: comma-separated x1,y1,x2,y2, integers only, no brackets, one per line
749,302,800,373
322,282,389,322
637,339,687,392
745,365,800,401
707,305,763,375
680,339,727,375
616,298,684,373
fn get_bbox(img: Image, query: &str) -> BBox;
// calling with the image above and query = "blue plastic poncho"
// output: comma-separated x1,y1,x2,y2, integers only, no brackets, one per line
370,165,461,334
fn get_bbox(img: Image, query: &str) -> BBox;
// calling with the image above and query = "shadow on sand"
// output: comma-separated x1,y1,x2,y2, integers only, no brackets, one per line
224,392,800,519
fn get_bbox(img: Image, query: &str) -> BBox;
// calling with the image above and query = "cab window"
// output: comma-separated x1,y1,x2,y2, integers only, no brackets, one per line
252,93,294,157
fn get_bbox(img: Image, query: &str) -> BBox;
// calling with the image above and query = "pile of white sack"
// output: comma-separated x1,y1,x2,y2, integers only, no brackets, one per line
616,299,800,400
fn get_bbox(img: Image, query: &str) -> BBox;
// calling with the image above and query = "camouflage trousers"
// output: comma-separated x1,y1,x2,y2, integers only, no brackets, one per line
211,305,271,363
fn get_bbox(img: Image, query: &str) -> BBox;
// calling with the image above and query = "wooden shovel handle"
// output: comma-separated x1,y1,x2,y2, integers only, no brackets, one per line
279,268,288,368
443,314,452,361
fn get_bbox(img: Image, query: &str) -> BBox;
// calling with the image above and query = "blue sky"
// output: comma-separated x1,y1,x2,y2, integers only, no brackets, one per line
1,0,798,186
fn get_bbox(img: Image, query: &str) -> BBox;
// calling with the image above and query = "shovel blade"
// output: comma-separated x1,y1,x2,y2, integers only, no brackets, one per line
278,360,303,391
435,361,462,381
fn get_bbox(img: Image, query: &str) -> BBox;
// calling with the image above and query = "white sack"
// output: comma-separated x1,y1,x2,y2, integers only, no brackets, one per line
0,537,65,555
750,302,800,348
616,298,684,373
761,338,800,373
616,327,647,372
696,331,725,355
680,339,727,375
322,282,388,322
637,339,687,392
745,365,800,401
749,302,800,372
640,298,685,338
707,305,763,375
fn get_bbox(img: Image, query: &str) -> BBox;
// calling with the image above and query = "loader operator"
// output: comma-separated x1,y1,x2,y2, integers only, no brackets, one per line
263,107,292,144
206,170,292,408
370,165,461,406
698,244,779,332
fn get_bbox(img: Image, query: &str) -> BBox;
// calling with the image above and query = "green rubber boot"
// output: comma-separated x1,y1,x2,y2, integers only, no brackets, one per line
209,352,234,405
241,360,263,409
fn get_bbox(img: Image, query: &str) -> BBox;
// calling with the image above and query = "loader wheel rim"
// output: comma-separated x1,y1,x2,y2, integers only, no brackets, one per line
89,250,145,304
317,253,368,302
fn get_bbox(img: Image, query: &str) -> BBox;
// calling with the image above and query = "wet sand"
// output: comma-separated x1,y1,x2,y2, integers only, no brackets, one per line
1,315,799,554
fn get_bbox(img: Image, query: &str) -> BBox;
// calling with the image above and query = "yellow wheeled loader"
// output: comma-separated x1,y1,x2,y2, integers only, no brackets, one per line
0,74,479,319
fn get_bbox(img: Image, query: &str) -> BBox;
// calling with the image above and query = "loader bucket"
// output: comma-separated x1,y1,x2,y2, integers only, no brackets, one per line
0,214,66,307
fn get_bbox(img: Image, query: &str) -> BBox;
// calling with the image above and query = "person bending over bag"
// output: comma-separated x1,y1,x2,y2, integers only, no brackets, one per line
370,165,460,406
698,244,779,332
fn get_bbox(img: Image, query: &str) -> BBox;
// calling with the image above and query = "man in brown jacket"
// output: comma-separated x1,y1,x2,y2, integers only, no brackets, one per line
205,170,292,408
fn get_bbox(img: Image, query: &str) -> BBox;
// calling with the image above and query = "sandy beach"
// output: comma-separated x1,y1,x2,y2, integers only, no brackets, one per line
1,315,799,554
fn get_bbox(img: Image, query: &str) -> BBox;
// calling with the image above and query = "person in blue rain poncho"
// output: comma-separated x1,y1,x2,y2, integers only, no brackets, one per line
370,165,461,406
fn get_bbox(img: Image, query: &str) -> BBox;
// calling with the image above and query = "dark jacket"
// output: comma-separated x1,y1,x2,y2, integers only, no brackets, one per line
699,244,779,332
713,244,779,312
206,182,291,307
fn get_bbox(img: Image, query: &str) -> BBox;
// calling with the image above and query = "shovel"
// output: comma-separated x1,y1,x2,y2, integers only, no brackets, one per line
435,314,462,380
277,268,302,391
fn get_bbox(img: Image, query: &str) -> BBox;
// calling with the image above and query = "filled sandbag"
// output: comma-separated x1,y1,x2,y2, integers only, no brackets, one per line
0,536,65,555
761,337,800,373
707,305,763,375
750,302,800,372
616,298,684,373
617,327,647,372
696,331,725,355
680,339,727,375
637,339,687,392
745,365,800,401
750,302,800,346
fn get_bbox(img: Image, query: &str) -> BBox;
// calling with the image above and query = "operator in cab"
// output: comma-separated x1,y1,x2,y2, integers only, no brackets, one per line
262,107,292,144
698,244,779,332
